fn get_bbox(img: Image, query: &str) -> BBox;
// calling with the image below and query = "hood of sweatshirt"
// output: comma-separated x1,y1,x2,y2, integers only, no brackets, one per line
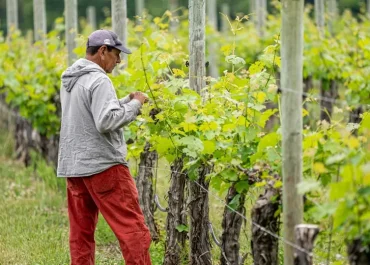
61,58,106,92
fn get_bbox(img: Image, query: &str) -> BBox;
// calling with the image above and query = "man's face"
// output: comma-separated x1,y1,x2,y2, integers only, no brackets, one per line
101,46,121,73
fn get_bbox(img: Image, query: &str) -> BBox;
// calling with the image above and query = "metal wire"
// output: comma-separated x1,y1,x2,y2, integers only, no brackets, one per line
139,165,314,257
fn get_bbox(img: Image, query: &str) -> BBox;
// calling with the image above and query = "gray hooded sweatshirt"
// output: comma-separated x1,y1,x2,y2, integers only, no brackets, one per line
57,58,142,177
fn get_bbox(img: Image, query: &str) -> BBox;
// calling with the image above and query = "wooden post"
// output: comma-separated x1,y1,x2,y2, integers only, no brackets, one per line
221,3,230,33
33,0,47,42
294,225,320,265
255,0,267,37
86,6,97,31
169,0,179,32
189,1,211,265
281,0,304,265
169,0,178,11
112,0,128,68
65,0,78,66
249,0,255,15
327,0,337,34
135,0,144,17
189,0,206,94
6,0,18,34
207,0,218,77
314,0,325,30
328,0,337,17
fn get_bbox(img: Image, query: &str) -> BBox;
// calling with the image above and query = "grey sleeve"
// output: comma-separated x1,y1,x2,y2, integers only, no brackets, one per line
119,95,131,105
91,77,142,133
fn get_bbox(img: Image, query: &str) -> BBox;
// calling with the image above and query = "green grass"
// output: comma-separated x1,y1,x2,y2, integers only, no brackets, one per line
0,130,346,265
0,131,165,265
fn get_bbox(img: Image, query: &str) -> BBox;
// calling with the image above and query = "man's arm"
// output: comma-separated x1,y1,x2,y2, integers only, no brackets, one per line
119,93,133,105
91,77,142,133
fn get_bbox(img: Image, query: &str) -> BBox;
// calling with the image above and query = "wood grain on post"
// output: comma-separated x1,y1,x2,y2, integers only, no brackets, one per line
189,0,206,95
6,0,18,35
294,224,319,265
327,0,337,34
314,0,325,29
207,0,218,78
189,2,211,265
255,0,267,37
65,0,78,66
33,0,47,42
86,6,97,31
135,0,144,17
112,0,128,68
169,0,179,32
281,0,304,264
220,3,230,33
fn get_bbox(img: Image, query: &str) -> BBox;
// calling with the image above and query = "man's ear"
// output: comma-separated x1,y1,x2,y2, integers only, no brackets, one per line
99,45,107,56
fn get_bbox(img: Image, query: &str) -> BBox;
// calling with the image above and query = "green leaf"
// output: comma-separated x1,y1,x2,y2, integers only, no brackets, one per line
228,194,241,210
173,101,188,114
202,140,216,155
176,224,189,232
257,132,280,153
297,179,321,194
234,181,250,193
326,153,346,165
178,136,203,158
154,136,173,155
225,55,246,65
220,169,238,182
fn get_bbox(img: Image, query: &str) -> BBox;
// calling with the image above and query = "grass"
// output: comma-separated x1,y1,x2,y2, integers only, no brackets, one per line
0,131,164,265
0,129,346,265
0,129,255,265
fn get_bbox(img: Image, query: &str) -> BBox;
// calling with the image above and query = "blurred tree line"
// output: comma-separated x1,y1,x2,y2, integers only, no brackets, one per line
0,0,365,35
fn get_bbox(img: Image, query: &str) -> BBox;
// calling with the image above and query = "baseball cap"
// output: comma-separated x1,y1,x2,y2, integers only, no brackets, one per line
87,29,132,54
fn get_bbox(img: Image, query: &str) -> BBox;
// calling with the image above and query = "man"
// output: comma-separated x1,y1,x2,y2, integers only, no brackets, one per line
57,29,152,265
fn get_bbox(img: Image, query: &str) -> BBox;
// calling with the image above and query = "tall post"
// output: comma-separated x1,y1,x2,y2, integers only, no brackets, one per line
314,0,325,31
255,0,267,37
250,0,255,15
112,0,128,67
135,0,144,17
33,0,47,42
169,0,179,32
281,0,304,264
65,0,78,66
221,3,230,33
189,1,212,264
327,0,337,17
86,6,97,31
189,0,206,94
6,0,18,34
207,0,218,77
327,0,337,34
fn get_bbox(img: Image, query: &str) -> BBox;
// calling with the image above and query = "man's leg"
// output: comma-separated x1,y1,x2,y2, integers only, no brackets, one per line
84,165,152,265
67,177,99,265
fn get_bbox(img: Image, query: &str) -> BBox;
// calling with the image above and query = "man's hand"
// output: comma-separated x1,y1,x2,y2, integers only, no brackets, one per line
132,92,148,105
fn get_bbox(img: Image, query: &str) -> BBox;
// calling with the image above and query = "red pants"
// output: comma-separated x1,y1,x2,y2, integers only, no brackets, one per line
67,165,152,265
